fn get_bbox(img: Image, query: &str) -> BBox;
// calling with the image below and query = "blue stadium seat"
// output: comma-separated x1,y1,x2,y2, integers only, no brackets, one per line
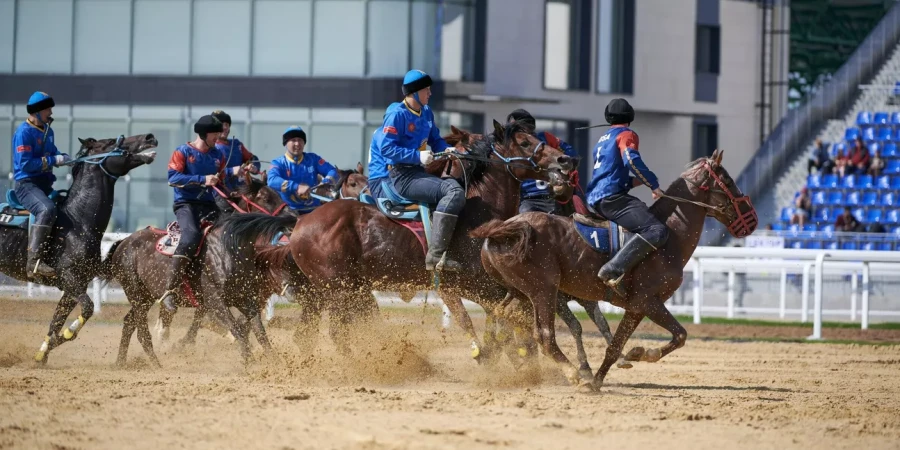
883,142,899,157
869,142,882,157
806,241,823,249
862,191,879,206
892,176,900,190
853,207,865,222
894,128,900,141
882,192,896,207
877,128,892,142
867,208,883,223
861,242,876,251
825,240,839,250
831,142,846,158
857,174,874,189
895,81,900,96
827,191,843,205
876,175,892,189
877,242,894,251
813,207,831,223
789,240,803,249
874,112,889,125
822,174,839,188
845,127,860,141
807,174,821,188
788,223,801,236
802,223,817,233
856,111,872,126
893,226,900,238
842,175,857,189
812,191,826,206
771,222,785,231
842,241,859,250
892,111,900,126
780,207,795,222
845,191,860,206
863,127,876,142
886,209,900,224
886,160,900,174
820,224,835,237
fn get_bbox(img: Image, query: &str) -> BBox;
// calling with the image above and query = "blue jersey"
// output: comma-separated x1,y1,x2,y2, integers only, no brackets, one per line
13,120,64,184
167,143,225,204
267,152,338,214
586,125,659,205
521,131,579,198
367,100,451,181
216,137,260,190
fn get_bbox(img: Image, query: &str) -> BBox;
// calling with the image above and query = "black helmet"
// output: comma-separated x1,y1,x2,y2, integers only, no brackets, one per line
605,98,634,125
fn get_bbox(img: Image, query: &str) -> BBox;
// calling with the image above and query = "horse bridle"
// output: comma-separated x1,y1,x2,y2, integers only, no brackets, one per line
64,135,129,180
661,159,758,238
212,185,287,216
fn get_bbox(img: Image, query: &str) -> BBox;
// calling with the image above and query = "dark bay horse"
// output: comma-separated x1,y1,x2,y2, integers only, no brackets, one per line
472,149,758,389
222,120,575,359
0,134,159,364
99,167,368,367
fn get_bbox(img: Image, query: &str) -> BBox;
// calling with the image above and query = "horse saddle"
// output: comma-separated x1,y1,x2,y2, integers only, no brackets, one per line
154,220,215,257
359,181,431,255
572,213,631,255
0,190,61,230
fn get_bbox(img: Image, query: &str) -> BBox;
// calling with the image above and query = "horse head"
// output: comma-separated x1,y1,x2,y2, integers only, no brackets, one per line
489,119,575,189
682,149,758,238
235,177,289,216
73,133,158,179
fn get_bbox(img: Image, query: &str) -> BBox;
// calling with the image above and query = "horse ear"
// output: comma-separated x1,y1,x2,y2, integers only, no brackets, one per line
709,148,720,165
715,149,725,165
260,170,268,183
78,138,87,146
492,119,504,141
244,168,253,186
357,161,364,174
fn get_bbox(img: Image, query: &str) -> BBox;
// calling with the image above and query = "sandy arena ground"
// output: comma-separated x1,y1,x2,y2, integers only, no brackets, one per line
1,298,899,450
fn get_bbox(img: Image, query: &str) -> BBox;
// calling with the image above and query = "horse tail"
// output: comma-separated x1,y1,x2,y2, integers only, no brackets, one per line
219,212,297,255
469,218,533,263
97,239,124,282
254,244,294,287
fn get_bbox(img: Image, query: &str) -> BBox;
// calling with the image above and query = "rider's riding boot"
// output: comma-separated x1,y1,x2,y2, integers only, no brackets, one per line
27,224,56,279
597,235,657,298
425,211,464,272
160,255,191,312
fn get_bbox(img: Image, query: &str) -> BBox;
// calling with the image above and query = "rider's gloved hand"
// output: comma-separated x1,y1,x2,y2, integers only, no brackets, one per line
54,154,72,166
419,150,435,166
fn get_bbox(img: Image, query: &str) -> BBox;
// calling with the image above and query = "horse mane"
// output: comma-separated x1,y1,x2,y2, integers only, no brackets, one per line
70,138,114,180
235,177,266,197
648,155,714,218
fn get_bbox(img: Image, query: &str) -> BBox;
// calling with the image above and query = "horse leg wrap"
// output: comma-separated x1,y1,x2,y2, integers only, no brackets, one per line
34,336,50,362
63,315,85,340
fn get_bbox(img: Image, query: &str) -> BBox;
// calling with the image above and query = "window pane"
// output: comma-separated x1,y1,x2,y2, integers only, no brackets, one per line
0,120,13,176
367,0,410,77
15,0,73,73
133,0,190,74
596,0,613,92
129,120,186,181
192,0,251,76
0,0,14,73
253,0,311,76
308,124,365,172
249,123,294,162
543,1,570,90
71,121,129,154
127,179,173,231
440,2,474,81
73,0,131,74
313,0,365,76
410,1,437,75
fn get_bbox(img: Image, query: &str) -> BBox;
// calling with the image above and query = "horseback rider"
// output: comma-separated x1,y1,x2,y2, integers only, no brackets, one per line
160,115,226,312
13,91,72,278
506,109,582,215
267,126,339,215
211,109,260,191
586,98,668,297
367,69,464,272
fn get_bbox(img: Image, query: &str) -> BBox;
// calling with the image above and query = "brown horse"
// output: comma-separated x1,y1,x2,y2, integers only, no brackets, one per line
472,149,757,389
222,120,575,359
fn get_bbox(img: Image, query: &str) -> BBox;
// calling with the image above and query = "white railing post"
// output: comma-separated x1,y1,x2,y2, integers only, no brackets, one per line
862,262,870,330
779,268,787,319
727,270,735,319
809,252,826,340
692,258,703,324
92,278,101,314
801,263,811,323
850,271,858,321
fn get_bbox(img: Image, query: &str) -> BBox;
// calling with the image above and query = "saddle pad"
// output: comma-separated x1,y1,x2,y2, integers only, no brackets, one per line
572,214,627,254
391,219,428,256
0,205,29,229
153,220,215,257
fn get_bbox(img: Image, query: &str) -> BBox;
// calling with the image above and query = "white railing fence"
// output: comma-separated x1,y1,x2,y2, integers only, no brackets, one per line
2,234,899,341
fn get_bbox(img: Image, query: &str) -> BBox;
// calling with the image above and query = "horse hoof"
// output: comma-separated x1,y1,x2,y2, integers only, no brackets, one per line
34,351,46,364
576,380,599,393
642,348,662,363
624,346,645,362
616,357,633,369
578,369,594,381
470,342,482,360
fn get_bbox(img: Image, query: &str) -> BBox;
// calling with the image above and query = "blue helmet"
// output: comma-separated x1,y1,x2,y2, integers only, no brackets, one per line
283,126,307,146
402,70,433,96
27,91,55,115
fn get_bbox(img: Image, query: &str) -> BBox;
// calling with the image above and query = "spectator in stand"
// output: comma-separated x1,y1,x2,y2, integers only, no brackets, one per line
869,149,885,177
791,187,812,227
835,149,849,177
835,206,864,232
807,139,834,175
868,223,886,233
848,137,871,175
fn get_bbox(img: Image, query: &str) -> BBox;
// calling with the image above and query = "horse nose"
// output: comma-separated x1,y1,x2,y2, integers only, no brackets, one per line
557,155,574,170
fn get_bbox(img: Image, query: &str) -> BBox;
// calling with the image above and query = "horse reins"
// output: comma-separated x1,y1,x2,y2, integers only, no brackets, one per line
211,185,286,216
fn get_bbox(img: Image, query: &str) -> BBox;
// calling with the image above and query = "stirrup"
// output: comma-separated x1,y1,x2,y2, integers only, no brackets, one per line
158,289,179,311
603,274,627,298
